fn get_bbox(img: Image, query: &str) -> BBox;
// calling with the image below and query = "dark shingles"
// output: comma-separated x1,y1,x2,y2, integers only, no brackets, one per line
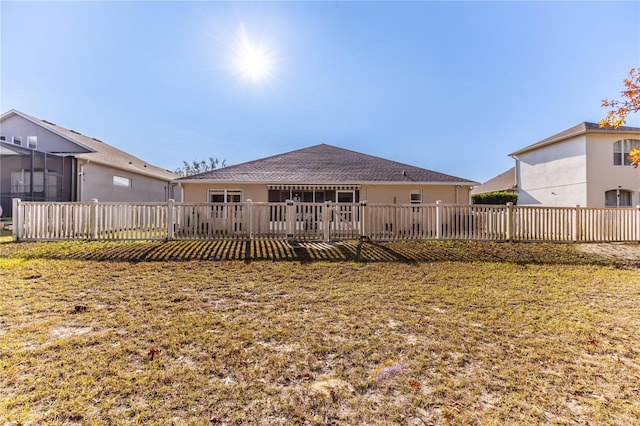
179,144,476,183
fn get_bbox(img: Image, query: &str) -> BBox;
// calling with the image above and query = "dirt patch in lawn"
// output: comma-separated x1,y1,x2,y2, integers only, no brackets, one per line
576,242,640,262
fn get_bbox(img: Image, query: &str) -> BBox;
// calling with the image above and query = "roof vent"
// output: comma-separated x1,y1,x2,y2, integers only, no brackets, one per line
69,129,81,135
42,120,56,126
92,137,103,143
402,170,406,176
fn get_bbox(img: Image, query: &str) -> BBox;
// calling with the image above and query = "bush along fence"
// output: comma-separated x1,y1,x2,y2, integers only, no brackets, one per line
11,198,640,243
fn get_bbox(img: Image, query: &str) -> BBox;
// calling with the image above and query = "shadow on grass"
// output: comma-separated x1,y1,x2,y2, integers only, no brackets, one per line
1,238,637,267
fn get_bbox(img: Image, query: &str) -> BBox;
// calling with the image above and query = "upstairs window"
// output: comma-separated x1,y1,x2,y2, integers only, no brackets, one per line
13,136,22,146
28,136,37,149
613,139,640,166
0,136,6,141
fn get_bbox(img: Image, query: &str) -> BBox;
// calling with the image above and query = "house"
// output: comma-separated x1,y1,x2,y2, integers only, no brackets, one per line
470,167,517,196
177,143,478,205
0,109,180,217
509,122,640,207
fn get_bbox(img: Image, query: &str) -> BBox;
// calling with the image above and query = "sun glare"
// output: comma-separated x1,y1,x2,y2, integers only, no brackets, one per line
232,25,275,84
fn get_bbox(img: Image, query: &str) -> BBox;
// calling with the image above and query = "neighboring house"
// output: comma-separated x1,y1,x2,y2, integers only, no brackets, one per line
470,167,517,196
177,143,478,205
0,109,180,217
509,122,640,207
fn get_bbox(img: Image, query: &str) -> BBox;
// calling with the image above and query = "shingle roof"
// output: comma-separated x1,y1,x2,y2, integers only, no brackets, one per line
179,144,477,185
1,109,178,181
509,122,640,157
470,167,516,195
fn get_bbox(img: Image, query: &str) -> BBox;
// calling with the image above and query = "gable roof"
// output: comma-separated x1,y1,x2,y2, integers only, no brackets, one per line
1,109,178,181
178,143,478,185
509,122,640,157
470,167,516,195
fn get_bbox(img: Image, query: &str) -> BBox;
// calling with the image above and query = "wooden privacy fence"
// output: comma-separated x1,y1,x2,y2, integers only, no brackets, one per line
11,198,640,242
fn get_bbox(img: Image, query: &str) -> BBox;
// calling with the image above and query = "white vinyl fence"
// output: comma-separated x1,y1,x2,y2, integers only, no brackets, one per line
11,198,640,242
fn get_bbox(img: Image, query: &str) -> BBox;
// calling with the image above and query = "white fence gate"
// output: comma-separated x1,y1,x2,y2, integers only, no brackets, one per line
11,198,640,243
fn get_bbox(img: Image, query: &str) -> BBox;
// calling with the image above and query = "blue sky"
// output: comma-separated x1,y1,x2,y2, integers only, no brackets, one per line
1,1,639,182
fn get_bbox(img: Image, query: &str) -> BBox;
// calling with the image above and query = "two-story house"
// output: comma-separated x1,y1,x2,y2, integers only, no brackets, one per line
0,109,181,217
509,122,640,207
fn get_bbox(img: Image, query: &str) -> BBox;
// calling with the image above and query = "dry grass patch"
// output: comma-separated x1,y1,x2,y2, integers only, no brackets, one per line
0,241,639,424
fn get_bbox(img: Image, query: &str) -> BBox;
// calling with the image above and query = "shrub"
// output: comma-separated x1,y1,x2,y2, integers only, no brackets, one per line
472,191,517,205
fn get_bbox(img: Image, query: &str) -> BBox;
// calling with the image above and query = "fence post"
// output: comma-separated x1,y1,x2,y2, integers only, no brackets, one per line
12,198,21,241
435,200,442,240
166,199,175,241
247,199,253,240
360,201,367,240
637,205,640,242
286,200,295,239
324,201,332,242
506,202,513,241
90,199,99,240
574,205,581,242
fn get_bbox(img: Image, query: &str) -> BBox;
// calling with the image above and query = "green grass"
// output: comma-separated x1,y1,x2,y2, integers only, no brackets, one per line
1,240,639,424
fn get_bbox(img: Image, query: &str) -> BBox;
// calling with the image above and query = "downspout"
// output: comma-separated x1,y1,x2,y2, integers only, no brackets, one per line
78,160,87,202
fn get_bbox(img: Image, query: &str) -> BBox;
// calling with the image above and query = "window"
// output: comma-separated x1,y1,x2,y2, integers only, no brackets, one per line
27,136,37,149
208,189,242,203
613,139,640,166
336,191,355,203
0,136,6,141
13,136,22,146
410,190,422,204
113,175,132,187
208,190,243,221
605,189,632,207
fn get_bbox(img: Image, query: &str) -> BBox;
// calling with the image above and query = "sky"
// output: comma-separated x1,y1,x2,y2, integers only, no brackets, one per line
1,1,639,183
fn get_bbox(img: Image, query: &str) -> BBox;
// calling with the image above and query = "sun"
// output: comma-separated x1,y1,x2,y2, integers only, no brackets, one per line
232,25,275,84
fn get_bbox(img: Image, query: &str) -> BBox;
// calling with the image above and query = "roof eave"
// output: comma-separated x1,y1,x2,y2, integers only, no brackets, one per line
510,125,640,157
76,156,178,181
174,179,479,186
1,109,97,153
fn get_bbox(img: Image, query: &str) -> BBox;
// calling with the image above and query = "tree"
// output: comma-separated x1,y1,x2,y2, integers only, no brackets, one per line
599,67,640,167
174,157,226,176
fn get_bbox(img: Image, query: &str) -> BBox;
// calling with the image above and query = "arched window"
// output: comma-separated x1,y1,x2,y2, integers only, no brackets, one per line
605,189,632,207
613,139,640,166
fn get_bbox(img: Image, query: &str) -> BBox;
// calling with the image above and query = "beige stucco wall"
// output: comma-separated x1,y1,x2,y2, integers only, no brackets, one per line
181,183,269,203
360,184,470,204
516,136,588,206
585,133,640,207
181,182,472,204
79,161,172,202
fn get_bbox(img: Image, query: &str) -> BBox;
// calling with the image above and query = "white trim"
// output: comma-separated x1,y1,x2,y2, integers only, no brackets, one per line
336,190,355,203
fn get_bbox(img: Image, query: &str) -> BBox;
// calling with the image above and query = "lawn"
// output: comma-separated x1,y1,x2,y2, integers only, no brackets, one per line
1,240,639,425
